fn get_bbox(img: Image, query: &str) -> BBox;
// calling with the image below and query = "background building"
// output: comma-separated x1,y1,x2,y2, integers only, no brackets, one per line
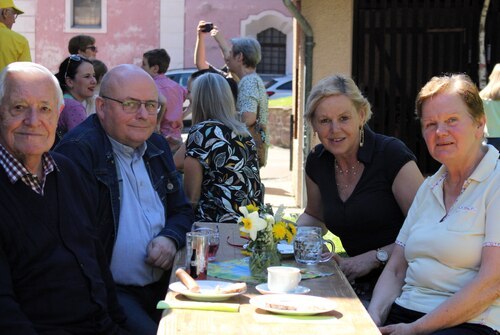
12,0,292,75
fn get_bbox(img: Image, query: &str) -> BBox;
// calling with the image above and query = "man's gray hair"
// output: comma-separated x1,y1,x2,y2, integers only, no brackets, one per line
0,62,64,110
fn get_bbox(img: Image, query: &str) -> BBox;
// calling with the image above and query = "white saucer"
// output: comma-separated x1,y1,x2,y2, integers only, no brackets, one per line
256,283,310,295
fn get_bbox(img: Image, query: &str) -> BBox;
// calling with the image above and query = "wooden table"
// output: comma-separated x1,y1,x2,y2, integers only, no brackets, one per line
157,223,381,335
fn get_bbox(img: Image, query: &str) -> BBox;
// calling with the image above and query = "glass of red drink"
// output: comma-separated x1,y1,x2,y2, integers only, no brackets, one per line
191,222,220,261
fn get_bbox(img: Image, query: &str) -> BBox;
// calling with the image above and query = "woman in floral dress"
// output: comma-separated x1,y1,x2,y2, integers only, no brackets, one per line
180,72,264,223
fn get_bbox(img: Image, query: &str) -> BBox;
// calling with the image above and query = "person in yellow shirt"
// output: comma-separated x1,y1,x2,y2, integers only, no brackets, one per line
0,0,31,71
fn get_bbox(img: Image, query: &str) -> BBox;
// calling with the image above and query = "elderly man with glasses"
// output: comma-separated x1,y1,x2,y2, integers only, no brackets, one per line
55,64,193,335
0,0,31,71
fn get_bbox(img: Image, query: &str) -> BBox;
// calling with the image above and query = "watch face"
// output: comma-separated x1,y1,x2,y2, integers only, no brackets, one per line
376,249,389,262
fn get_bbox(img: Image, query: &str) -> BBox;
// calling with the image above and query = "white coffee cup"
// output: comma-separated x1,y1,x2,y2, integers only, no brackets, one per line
267,266,301,293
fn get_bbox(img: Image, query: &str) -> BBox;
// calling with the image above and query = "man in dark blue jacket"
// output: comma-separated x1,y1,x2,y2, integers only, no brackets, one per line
0,62,128,334
55,64,193,335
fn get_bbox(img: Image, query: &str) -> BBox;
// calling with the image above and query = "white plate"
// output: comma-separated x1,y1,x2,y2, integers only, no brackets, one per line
256,283,310,295
169,280,246,302
277,242,294,255
250,294,337,316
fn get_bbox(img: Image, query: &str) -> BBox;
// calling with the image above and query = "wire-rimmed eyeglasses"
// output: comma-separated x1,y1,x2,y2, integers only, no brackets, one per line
101,96,160,115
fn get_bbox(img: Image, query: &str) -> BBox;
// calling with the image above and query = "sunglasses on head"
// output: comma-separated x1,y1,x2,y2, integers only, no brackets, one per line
64,54,87,78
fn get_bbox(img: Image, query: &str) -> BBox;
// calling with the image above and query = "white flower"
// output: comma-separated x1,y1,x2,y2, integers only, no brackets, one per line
238,206,268,240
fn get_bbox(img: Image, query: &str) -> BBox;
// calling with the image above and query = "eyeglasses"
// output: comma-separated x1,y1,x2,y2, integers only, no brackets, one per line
86,45,98,52
101,96,160,115
8,9,18,19
64,54,87,78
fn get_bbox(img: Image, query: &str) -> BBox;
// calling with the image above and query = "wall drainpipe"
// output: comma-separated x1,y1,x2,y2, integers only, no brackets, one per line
282,0,314,155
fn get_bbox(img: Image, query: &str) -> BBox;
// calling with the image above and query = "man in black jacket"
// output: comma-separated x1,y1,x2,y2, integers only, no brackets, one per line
0,62,128,334
55,64,193,335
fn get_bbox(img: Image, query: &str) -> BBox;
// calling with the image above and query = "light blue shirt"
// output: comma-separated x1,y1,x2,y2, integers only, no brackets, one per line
108,137,166,286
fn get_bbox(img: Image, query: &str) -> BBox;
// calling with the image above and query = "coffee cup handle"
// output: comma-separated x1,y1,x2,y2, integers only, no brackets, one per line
319,239,336,262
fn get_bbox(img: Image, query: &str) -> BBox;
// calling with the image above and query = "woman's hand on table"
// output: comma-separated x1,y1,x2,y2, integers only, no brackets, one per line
379,322,421,335
332,251,379,282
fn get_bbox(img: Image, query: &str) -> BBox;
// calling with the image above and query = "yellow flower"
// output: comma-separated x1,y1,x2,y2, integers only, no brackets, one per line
238,206,267,240
272,222,287,240
285,230,294,243
288,223,296,236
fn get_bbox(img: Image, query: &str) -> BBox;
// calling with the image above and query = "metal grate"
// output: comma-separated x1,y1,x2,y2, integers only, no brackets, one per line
352,0,499,174
257,28,286,75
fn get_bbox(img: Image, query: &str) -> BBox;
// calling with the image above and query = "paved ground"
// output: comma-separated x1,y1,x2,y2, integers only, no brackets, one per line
260,146,303,214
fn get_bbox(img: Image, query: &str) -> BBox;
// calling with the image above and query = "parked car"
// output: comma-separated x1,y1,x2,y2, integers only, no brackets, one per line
265,75,292,100
165,68,197,88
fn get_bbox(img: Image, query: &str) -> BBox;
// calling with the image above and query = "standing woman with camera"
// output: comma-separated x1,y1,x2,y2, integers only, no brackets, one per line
224,37,269,168
54,55,96,138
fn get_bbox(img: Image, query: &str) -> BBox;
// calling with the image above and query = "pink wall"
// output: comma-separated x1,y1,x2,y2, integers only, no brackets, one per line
35,0,161,73
183,0,291,69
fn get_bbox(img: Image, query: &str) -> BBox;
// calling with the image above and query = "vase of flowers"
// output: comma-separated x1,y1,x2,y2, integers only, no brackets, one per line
238,204,296,281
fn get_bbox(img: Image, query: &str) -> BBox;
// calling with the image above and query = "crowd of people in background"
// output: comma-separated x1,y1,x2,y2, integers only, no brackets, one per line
0,0,498,334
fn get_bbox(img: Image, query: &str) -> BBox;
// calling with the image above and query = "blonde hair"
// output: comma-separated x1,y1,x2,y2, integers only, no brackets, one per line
305,74,372,126
191,73,249,137
479,63,500,100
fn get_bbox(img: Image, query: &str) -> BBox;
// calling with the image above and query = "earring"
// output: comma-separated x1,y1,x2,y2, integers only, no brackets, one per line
359,126,365,147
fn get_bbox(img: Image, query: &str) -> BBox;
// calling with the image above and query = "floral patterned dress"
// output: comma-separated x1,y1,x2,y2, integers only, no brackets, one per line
186,120,264,223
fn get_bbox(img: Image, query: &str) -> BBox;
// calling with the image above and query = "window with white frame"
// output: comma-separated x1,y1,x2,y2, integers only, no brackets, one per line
65,0,107,33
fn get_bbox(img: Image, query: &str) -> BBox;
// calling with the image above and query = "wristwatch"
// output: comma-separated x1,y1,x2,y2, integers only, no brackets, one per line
376,248,389,266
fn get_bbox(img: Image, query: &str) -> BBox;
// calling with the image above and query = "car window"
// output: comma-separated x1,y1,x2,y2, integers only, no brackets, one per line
278,80,292,90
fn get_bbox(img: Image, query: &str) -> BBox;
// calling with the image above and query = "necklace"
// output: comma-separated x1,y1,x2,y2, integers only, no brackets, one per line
334,160,362,192
334,160,360,175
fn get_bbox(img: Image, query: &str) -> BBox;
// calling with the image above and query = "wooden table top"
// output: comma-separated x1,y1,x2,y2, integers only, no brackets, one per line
157,223,381,335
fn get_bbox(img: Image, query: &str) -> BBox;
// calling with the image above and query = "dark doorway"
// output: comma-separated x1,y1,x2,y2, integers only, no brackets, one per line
353,0,499,174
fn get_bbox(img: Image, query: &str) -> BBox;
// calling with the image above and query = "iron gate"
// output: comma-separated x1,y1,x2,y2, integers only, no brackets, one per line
353,0,499,174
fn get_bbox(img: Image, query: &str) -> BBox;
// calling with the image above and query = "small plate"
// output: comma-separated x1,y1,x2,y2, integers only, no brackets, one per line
256,283,310,295
250,294,337,316
277,242,294,255
169,280,246,302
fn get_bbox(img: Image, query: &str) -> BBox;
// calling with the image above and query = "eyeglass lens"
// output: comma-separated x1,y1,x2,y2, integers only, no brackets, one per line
102,96,159,115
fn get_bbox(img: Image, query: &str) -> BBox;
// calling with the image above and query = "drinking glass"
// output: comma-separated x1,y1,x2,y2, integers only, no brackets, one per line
185,231,209,279
191,222,220,261
293,226,335,265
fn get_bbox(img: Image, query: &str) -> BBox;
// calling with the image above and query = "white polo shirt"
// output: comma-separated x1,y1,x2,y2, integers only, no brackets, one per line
395,145,499,330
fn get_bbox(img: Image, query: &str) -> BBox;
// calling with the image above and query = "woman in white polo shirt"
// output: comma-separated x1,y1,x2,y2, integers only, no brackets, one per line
368,74,499,335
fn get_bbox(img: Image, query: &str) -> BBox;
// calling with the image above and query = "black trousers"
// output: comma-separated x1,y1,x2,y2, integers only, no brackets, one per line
386,303,498,335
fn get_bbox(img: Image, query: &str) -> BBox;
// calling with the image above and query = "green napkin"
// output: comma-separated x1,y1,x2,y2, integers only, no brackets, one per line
157,300,240,312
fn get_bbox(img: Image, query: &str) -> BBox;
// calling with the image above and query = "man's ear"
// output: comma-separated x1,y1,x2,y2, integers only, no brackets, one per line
95,96,105,119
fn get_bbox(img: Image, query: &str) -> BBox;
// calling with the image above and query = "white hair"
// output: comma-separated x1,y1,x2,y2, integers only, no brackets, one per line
0,62,64,110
